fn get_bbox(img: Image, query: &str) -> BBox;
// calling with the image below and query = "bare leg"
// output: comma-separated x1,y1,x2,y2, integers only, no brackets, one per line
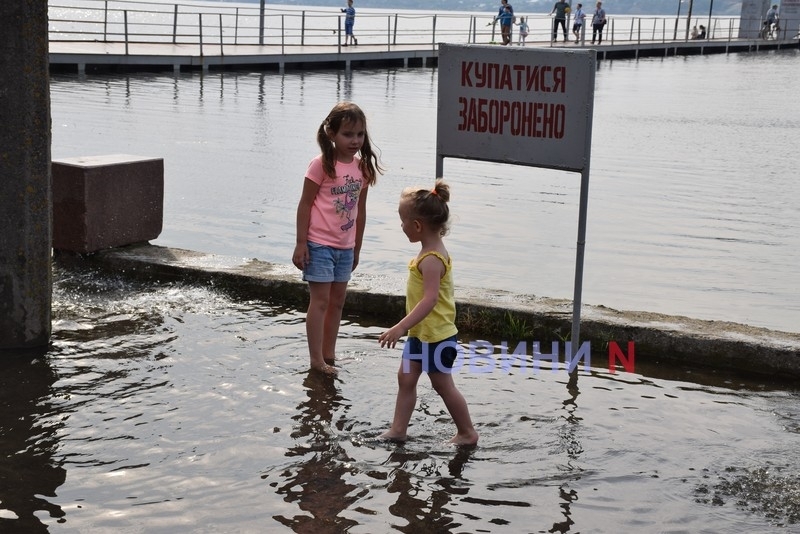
380,360,422,441
322,282,348,364
306,282,338,374
429,372,479,446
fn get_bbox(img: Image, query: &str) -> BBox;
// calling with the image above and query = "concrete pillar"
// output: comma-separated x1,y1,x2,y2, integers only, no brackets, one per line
779,0,800,41
0,2,52,349
739,0,771,38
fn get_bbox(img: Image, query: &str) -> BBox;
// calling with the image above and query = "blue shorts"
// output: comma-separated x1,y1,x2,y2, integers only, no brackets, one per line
302,241,353,283
402,335,460,374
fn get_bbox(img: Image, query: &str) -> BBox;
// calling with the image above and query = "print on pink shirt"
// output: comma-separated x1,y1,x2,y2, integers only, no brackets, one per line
332,174,361,231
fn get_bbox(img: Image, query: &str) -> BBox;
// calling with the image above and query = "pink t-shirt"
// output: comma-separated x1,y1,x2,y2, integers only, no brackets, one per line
304,155,366,249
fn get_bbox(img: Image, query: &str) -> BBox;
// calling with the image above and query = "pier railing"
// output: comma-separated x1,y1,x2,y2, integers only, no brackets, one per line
47,0,794,50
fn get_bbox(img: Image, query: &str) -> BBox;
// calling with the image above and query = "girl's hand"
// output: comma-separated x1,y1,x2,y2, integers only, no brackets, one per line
379,325,406,348
292,243,309,270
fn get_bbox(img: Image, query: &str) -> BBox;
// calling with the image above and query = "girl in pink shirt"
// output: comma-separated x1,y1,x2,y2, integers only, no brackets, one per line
293,102,383,374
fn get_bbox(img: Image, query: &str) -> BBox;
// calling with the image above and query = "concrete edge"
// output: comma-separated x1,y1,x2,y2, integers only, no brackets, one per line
54,243,800,379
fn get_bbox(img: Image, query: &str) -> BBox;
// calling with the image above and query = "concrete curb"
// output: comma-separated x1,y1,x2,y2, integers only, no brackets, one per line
55,243,800,379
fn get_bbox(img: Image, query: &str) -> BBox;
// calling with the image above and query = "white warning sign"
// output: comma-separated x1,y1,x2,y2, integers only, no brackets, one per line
437,44,596,173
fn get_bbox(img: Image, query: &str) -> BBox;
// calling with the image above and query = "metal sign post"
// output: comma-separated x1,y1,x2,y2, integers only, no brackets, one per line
436,43,596,345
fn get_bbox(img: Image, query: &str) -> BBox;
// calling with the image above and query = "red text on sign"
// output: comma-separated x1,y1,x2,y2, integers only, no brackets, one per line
457,97,566,138
460,61,567,93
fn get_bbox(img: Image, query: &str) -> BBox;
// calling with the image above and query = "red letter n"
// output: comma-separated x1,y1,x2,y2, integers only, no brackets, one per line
608,341,635,374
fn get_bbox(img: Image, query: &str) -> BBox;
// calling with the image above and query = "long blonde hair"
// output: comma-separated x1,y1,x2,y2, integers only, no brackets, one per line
317,102,384,185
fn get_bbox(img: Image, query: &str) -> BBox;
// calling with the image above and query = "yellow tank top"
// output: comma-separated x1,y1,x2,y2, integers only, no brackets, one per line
406,251,458,342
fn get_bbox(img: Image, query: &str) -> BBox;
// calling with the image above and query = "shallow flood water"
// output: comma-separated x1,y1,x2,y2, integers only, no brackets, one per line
1,265,797,532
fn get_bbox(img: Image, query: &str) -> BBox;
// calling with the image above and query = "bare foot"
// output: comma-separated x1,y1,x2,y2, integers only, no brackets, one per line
310,362,338,375
378,430,407,443
449,430,479,446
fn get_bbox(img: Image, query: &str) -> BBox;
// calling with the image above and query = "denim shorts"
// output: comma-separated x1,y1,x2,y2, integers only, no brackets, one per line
302,241,354,283
402,335,460,374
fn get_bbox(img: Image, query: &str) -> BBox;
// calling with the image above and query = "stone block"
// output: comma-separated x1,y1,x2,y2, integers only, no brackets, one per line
52,155,164,253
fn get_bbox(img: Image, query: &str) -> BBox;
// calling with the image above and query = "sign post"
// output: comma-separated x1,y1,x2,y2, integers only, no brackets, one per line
436,43,596,344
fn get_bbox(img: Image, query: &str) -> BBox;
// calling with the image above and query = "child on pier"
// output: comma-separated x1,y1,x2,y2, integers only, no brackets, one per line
517,16,530,45
378,180,479,446
573,4,586,43
341,0,357,46
293,102,383,374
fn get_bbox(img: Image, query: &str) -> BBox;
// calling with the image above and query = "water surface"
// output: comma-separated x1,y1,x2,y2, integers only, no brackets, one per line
50,50,800,333
32,8,800,532
1,266,797,532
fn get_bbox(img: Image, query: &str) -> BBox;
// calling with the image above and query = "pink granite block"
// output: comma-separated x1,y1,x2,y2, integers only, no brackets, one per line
52,155,164,253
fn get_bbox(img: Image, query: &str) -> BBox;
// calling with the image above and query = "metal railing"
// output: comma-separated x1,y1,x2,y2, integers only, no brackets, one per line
47,0,795,51
48,0,479,48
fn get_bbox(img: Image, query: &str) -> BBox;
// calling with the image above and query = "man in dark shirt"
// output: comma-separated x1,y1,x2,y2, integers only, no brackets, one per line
551,0,570,42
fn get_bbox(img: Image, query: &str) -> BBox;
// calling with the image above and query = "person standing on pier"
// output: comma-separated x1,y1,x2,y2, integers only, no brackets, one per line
497,4,514,45
293,102,383,374
572,3,586,43
495,0,514,45
591,1,606,45
764,4,780,37
551,0,570,42
517,16,530,45
341,0,357,46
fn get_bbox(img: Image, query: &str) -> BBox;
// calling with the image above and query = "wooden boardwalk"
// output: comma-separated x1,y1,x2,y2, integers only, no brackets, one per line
49,37,798,74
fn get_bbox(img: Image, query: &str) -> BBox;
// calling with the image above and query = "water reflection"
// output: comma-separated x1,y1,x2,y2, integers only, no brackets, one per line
270,370,482,533
385,446,474,532
551,371,581,534
273,373,359,532
0,265,797,532
0,355,66,532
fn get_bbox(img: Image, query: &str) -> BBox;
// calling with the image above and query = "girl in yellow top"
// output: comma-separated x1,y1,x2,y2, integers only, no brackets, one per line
378,180,479,446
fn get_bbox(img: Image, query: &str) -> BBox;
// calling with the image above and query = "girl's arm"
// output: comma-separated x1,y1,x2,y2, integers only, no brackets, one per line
292,178,320,270
379,255,444,348
352,185,369,271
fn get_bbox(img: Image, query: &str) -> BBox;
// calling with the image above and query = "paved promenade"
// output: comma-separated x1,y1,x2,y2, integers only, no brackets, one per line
56,243,800,380
49,36,798,73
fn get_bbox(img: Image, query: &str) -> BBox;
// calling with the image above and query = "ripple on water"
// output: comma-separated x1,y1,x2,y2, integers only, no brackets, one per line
49,51,800,332
0,266,793,532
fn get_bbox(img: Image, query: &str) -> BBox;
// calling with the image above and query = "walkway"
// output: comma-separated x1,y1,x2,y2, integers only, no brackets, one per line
57,243,800,379
49,36,798,74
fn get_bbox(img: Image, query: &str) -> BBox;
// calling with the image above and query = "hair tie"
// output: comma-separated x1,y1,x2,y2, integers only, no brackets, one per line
430,188,438,196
